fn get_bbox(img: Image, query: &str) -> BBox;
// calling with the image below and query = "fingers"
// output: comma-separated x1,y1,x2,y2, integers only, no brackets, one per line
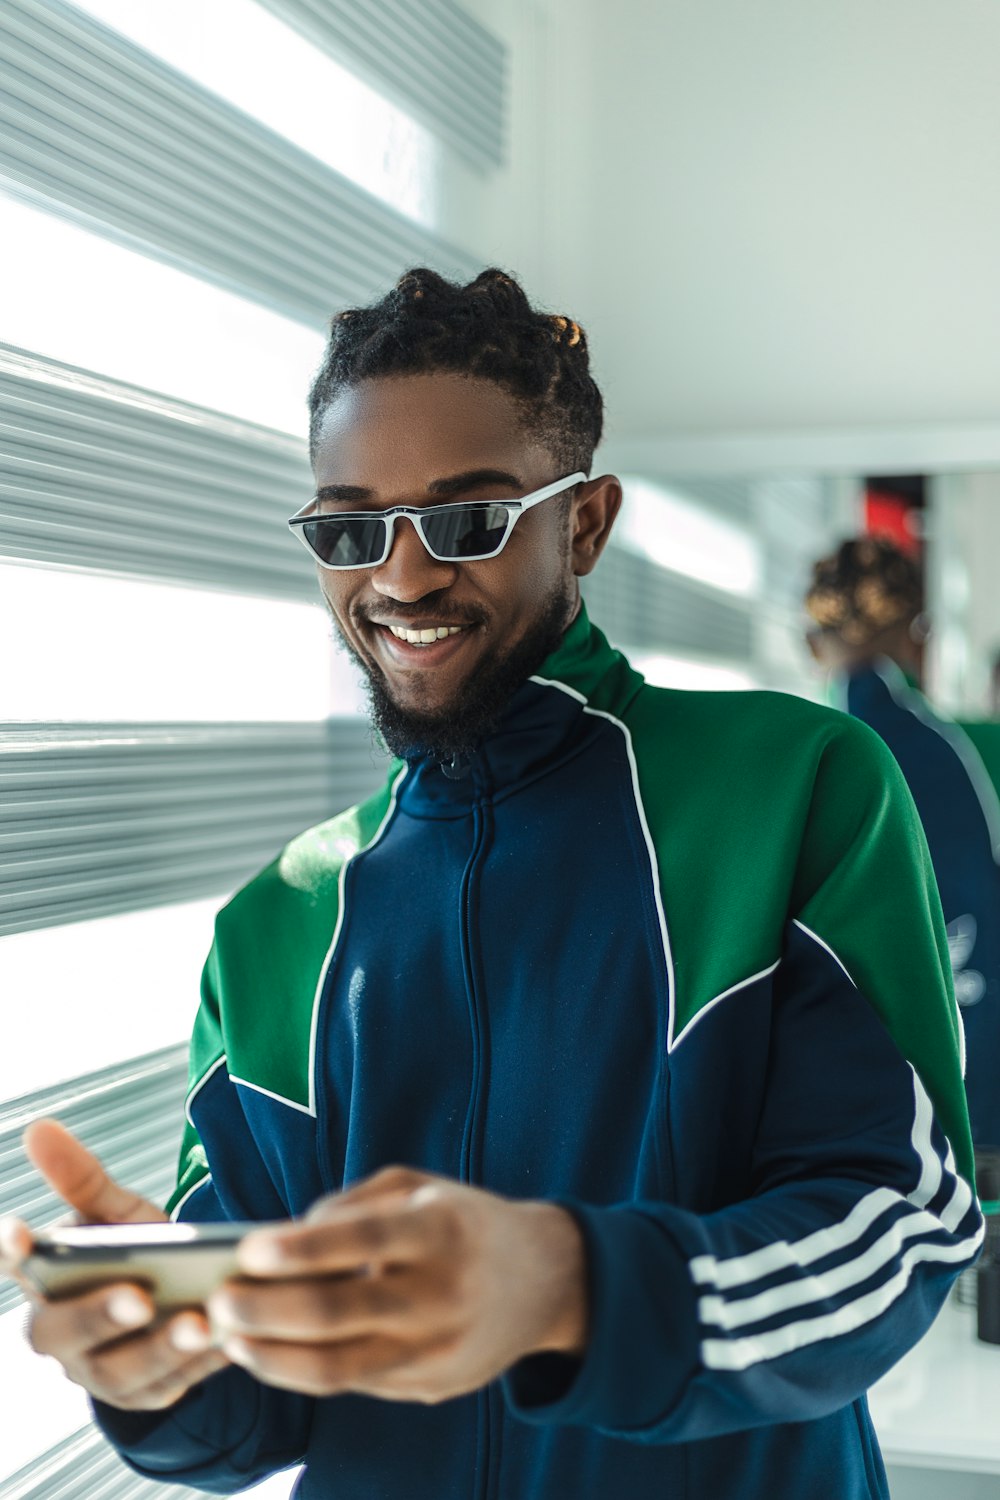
0,1215,33,1271
110,1344,231,1413
29,1281,156,1361
239,1191,453,1279
28,1285,228,1412
22,1120,166,1227
327,1166,435,1209
218,1329,418,1398
0,1217,39,1301
208,1266,447,1346
82,1313,224,1411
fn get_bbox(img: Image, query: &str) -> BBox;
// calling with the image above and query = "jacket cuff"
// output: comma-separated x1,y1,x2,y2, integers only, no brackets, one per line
91,1366,260,1475
503,1201,700,1433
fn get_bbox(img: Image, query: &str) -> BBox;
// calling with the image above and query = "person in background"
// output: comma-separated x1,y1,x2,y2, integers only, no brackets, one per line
806,536,1000,1149
0,273,982,1500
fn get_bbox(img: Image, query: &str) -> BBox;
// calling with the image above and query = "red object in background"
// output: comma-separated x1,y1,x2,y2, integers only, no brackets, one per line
865,490,921,558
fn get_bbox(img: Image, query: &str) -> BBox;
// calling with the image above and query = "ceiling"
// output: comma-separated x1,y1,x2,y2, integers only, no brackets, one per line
478,0,1000,469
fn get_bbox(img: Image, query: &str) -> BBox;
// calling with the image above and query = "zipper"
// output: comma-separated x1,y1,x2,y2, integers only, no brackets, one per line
459,792,496,1182
458,791,496,1500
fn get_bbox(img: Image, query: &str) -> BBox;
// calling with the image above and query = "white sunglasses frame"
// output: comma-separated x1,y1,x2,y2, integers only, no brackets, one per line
288,471,587,570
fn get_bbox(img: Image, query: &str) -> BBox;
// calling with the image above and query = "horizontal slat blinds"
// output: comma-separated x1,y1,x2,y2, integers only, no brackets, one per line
0,0,480,330
0,1044,187,1318
581,546,753,660
0,1428,208,1500
0,720,389,937
256,0,506,171
0,345,315,599
669,477,754,524
0,346,753,670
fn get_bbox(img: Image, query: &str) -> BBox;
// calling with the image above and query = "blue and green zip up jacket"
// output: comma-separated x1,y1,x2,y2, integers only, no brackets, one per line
94,609,983,1500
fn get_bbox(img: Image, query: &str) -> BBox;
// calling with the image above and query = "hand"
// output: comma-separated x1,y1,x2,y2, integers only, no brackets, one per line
207,1166,588,1404
0,1119,229,1411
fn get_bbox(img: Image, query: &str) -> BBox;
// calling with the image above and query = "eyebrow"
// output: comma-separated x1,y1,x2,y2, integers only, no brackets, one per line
313,469,524,505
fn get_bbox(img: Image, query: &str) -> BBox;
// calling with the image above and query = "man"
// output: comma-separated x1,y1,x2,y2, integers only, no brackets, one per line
806,535,1000,1150
2,270,983,1498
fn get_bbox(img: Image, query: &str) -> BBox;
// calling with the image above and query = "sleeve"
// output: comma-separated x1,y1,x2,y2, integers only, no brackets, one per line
90,941,315,1493
503,719,984,1442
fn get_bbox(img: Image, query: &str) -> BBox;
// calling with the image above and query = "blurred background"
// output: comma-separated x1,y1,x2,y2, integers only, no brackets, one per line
2,1,999,1495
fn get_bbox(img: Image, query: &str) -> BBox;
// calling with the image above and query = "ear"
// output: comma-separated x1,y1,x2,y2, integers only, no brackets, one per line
570,475,623,578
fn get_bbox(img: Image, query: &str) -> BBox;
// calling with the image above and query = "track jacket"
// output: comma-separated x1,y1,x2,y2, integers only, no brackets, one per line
838,661,1000,1147
94,608,982,1500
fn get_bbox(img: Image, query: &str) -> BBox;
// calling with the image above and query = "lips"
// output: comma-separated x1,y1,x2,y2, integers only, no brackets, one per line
372,622,477,669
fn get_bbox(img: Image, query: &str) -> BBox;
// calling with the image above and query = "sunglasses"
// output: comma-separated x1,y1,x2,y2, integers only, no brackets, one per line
288,472,586,570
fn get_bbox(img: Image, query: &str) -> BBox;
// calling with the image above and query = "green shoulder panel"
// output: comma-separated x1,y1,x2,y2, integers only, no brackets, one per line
165,945,224,1216
623,683,972,1183
191,761,406,1113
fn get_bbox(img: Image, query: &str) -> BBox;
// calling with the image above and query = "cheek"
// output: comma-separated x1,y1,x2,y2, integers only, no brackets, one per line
319,578,353,626
488,521,571,607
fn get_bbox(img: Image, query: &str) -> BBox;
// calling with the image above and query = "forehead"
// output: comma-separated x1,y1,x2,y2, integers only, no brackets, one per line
312,372,546,490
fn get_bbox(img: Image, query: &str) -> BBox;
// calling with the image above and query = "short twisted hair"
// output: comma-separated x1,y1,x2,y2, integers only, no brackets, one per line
308,267,603,474
805,537,923,647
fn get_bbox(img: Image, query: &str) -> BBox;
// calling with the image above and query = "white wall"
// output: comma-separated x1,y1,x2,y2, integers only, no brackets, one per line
928,473,1000,714
458,0,1000,464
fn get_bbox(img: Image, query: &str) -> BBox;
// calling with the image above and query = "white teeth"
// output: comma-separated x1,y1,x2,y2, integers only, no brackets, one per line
387,624,466,644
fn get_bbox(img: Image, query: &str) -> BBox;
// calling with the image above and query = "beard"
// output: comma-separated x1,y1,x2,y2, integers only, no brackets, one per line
332,584,575,763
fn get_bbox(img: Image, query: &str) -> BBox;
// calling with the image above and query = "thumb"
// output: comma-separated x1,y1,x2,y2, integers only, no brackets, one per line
23,1119,166,1226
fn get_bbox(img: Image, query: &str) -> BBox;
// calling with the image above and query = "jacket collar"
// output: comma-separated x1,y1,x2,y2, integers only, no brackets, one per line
394,603,644,815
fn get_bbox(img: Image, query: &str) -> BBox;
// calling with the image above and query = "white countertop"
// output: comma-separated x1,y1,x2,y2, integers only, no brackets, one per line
870,1291,1000,1474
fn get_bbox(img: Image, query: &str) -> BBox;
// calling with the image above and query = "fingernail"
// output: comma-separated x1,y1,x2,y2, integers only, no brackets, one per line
222,1334,250,1364
239,1235,284,1273
170,1315,210,1353
0,1217,23,1261
108,1289,151,1328
206,1292,234,1328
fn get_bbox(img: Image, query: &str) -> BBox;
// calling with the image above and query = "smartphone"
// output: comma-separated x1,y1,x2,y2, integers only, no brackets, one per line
23,1220,275,1311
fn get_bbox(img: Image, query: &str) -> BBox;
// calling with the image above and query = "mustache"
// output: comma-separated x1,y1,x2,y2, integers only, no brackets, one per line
354,600,490,630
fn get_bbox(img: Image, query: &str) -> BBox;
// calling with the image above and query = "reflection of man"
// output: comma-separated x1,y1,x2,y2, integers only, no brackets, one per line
806,536,1000,1148
3,271,983,1499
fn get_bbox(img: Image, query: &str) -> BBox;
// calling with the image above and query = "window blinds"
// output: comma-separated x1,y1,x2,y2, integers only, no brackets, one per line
0,0,481,330
0,1428,208,1500
255,0,506,172
0,345,314,600
0,10,484,1496
0,720,387,937
0,1044,187,1318
1,340,754,656
0,1046,206,1497
581,546,753,661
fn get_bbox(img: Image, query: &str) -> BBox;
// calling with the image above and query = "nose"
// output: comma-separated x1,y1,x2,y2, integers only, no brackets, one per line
369,516,458,601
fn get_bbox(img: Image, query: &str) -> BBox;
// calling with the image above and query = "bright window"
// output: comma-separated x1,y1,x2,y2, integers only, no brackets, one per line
70,0,438,227
1,1301,299,1490
632,652,758,692
0,564,365,723
618,476,762,599
0,194,323,436
0,898,215,1100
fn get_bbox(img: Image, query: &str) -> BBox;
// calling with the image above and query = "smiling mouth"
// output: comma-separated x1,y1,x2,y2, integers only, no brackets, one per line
384,623,468,646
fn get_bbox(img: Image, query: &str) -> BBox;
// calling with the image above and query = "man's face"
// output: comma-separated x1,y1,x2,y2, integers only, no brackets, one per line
310,372,600,759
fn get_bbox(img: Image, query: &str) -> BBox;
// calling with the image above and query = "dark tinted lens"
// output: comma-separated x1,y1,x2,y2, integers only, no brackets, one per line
302,515,388,567
421,504,511,559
